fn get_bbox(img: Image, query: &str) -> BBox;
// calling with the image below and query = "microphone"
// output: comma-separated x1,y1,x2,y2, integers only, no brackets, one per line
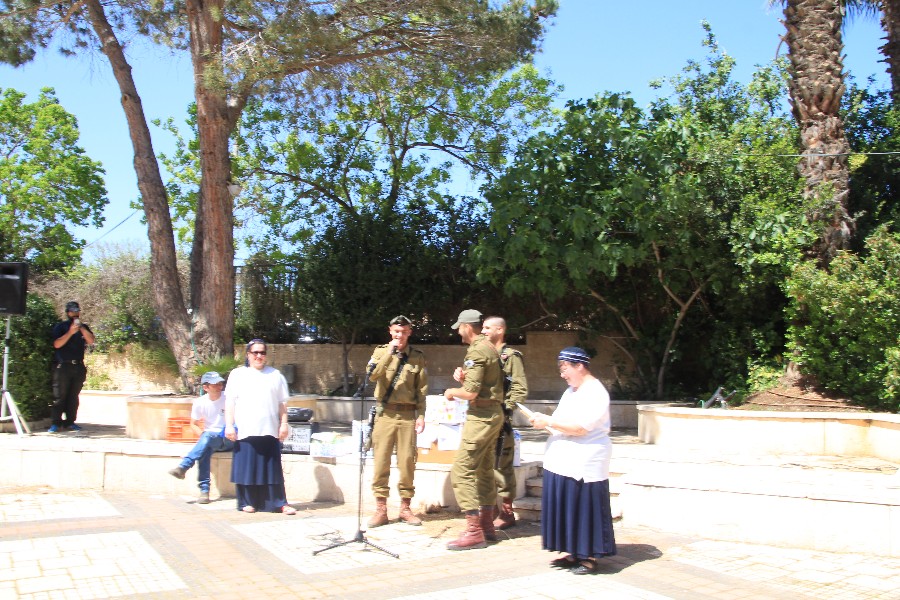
391,345,399,355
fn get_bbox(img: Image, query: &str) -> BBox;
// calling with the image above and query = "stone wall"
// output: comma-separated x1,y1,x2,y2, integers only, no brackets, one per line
85,353,182,393
88,331,632,399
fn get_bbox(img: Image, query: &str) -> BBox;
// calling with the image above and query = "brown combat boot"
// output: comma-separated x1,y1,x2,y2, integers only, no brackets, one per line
493,497,516,530
398,497,422,526
367,497,389,528
480,505,498,541
447,511,486,551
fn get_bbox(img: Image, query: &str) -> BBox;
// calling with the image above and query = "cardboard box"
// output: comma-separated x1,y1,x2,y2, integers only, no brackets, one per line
282,422,320,454
417,441,458,464
166,417,202,443
310,432,352,458
351,419,373,458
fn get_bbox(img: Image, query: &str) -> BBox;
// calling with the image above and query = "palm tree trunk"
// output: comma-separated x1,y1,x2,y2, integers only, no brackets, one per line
881,0,900,103
783,0,854,264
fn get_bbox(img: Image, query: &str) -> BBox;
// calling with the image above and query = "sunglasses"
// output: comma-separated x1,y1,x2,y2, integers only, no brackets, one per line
249,350,267,356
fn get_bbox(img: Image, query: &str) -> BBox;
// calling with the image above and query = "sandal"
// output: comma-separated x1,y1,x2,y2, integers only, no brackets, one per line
571,559,597,575
550,555,577,568
280,505,297,515
241,506,257,513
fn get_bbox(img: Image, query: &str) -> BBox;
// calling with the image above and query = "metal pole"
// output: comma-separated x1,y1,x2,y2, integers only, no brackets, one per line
0,315,30,435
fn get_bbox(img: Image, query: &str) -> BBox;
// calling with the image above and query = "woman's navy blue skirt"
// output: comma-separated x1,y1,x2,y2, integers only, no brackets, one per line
231,435,287,512
541,469,617,560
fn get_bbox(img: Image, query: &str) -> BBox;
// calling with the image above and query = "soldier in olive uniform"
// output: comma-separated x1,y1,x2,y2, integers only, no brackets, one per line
443,309,505,550
482,316,528,530
367,315,428,527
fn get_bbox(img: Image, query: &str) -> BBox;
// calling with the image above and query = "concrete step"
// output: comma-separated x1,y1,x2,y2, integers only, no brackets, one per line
512,495,542,522
518,468,625,524
620,453,900,557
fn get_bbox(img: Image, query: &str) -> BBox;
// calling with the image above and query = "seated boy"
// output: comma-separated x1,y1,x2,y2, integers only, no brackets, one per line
168,371,234,504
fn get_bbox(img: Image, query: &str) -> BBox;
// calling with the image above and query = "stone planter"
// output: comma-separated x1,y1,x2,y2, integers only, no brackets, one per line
637,404,900,462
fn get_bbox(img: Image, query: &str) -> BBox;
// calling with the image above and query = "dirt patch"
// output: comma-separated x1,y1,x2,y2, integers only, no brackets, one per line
737,384,868,412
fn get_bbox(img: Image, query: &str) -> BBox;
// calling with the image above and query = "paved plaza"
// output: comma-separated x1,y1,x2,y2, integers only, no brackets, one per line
1,486,898,599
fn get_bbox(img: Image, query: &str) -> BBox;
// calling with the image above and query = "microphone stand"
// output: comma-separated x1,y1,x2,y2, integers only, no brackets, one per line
313,363,399,558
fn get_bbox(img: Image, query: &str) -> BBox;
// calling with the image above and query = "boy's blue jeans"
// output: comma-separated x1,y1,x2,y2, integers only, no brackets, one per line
179,431,234,492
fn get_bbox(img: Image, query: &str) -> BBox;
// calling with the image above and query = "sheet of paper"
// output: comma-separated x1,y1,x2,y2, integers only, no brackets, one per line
436,423,463,450
516,402,560,435
417,422,439,448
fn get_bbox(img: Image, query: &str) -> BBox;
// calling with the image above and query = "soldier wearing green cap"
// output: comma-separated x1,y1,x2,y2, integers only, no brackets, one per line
443,308,505,550
366,315,428,528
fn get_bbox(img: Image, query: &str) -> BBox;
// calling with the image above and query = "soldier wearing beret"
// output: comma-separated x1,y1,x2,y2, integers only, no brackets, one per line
366,315,428,527
444,309,505,550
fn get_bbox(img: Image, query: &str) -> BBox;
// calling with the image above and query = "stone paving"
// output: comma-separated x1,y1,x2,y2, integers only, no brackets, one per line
1,487,898,599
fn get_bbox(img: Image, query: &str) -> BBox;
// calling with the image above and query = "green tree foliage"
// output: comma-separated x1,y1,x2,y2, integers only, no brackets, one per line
213,62,557,347
843,82,900,247
235,255,303,344
36,243,188,352
474,28,808,399
293,208,431,391
786,227,900,411
0,87,107,272
0,0,558,388
153,63,557,253
7,294,56,421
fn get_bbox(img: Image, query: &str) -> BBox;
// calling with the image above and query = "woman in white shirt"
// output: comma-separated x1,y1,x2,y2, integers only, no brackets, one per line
224,339,296,515
529,347,616,574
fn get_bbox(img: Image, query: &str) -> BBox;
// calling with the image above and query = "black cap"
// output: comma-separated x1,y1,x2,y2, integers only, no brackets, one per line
65,301,81,313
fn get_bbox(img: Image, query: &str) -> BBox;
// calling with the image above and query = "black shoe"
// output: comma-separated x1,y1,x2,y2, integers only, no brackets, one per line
550,555,577,569
571,559,597,575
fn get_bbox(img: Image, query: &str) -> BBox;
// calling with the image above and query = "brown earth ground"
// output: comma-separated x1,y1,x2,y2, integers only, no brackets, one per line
736,382,869,412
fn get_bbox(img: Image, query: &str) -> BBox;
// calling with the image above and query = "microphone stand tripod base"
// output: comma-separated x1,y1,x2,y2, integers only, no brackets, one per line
312,372,398,559
312,524,399,558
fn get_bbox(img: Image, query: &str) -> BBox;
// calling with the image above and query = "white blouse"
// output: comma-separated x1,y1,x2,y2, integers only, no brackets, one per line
542,377,612,482
225,365,289,440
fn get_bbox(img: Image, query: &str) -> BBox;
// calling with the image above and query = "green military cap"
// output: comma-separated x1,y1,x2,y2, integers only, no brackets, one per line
451,309,483,329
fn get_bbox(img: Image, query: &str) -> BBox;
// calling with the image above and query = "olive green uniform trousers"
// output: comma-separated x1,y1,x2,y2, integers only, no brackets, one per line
371,407,418,498
451,404,503,511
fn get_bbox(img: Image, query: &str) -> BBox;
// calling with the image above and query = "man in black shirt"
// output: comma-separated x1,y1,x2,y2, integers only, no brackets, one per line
49,301,95,433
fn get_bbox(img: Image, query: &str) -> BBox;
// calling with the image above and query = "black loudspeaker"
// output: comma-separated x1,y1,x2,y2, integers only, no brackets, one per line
0,262,28,316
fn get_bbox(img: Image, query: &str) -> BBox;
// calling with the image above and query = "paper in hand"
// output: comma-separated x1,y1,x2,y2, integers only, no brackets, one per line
516,403,560,435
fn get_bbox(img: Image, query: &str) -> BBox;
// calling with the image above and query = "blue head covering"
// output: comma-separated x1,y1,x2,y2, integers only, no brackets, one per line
558,346,590,365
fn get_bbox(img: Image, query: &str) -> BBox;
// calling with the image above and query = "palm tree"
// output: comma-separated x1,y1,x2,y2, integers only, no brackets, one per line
777,0,854,264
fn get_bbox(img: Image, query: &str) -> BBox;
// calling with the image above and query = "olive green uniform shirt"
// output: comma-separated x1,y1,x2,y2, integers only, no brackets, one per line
500,345,528,411
368,344,427,412
460,334,504,407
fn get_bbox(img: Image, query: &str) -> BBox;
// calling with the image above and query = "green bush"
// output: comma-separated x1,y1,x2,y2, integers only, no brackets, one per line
6,294,57,421
785,227,900,412
190,354,240,379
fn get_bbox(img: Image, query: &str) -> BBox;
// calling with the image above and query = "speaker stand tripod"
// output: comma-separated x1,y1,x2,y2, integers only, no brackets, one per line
313,369,398,558
0,315,30,436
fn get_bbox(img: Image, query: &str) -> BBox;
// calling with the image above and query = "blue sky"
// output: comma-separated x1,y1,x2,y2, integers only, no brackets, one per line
0,1,888,255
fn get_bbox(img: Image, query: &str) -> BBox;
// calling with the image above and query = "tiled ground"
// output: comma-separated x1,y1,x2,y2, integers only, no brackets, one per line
1,489,897,599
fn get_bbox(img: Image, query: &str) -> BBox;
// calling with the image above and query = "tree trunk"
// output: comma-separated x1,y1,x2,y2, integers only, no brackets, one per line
881,0,900,104
84,0,197,387
185,0,237,359
783,0,853,265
